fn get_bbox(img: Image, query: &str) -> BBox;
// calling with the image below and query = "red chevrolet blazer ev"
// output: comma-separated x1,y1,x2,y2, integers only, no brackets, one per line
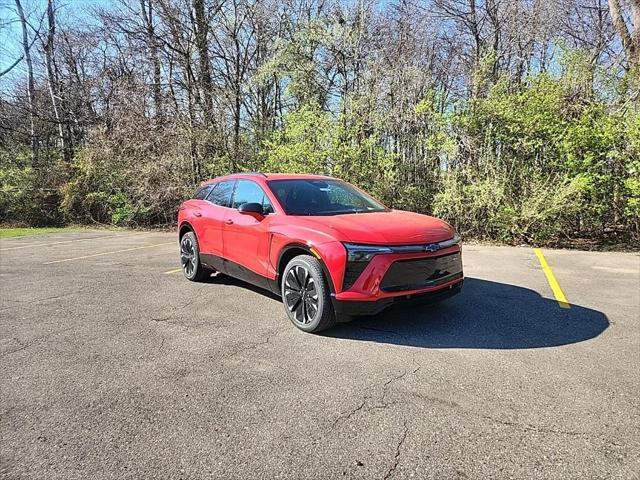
177,173,463,332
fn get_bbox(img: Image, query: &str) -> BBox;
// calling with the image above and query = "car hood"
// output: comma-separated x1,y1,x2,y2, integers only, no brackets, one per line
297,210,455,244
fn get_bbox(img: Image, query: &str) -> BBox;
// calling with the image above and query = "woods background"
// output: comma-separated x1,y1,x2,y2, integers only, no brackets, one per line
1,0,638,246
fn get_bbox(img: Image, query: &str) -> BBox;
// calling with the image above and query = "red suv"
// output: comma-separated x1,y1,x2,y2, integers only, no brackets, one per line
177,173,463,332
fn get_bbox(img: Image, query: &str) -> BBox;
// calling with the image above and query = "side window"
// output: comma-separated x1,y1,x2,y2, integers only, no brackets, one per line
231,180,274,213
192,185,213,200
206,180,235,207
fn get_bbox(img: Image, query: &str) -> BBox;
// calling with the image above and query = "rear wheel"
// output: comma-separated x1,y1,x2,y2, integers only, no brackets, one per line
281,255,336,333
180,231,209,282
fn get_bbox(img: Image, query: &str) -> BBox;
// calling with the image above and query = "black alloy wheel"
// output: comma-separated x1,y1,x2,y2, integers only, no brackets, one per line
180,231,209,282
281,255,336,332
284,264,319,325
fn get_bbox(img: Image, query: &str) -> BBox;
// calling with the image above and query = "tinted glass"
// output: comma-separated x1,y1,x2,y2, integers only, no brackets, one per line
267,179,387,216
192,185,213,200
231,180,273,213
207,180,235,207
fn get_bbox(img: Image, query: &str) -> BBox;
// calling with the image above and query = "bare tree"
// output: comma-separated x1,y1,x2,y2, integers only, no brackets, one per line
192,0,215,127
608,0,640,68
140,0,164,121
42,0,67,159
14,0,37,162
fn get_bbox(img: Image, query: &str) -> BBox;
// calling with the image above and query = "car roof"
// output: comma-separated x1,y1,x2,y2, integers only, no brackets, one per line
201,173,335,185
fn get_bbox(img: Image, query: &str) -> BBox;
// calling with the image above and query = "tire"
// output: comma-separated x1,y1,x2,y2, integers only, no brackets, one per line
281,255,336,333
180,231,209,282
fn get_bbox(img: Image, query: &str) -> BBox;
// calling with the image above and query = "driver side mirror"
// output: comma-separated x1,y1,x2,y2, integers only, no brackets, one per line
238,202,265,216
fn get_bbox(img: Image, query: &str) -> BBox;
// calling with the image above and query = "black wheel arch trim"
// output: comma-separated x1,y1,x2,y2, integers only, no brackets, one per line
179,221,195,240
276,243,337,295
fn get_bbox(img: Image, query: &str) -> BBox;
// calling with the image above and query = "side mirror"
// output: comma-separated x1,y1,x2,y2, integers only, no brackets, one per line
238,202,264,216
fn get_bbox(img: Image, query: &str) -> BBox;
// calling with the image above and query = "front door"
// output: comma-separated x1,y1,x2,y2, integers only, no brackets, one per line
222,180,274,280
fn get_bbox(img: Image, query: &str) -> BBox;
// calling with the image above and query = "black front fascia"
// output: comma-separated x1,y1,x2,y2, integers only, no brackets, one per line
380,252,463,292
342,260,370,291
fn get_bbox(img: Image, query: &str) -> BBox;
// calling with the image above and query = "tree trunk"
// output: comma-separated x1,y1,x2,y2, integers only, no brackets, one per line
632,0,640,67
15,0,37,164
608,0,640,69
193,0,214,126
140,0,163,122
44,0,68,160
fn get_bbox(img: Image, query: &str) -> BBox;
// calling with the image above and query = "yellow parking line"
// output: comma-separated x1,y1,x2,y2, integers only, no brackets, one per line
534,248,570,309
43,242,174,265
164,268,183,275
0,231,149,252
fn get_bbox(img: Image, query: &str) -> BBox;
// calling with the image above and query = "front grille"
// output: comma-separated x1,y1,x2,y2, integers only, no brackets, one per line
380,252,463,292
342,261,368,290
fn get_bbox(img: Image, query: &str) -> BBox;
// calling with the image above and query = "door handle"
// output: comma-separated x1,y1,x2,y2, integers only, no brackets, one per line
225,219,234,225
194,212,202,217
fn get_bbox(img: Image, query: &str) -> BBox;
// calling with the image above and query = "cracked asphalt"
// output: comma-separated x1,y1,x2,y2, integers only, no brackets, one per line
0,230,639,479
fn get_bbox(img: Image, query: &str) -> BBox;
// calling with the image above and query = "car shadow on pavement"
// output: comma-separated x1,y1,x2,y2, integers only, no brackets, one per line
324,277,610,349
203,272,282,301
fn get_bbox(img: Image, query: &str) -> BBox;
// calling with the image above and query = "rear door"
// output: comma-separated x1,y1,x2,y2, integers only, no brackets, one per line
198,180,236,259
222,179,274,278
183,184,214,245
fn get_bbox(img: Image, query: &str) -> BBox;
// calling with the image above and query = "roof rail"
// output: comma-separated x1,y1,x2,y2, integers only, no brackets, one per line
230,172,267,177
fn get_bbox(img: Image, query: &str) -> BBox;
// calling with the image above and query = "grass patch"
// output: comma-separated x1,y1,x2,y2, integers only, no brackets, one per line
0,227,81,239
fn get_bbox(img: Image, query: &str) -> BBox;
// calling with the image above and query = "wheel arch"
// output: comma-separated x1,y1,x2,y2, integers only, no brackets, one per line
179,221,194,240
276,243,336,295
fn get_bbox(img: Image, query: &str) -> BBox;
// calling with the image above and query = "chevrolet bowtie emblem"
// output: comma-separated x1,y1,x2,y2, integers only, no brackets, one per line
424,243,440,252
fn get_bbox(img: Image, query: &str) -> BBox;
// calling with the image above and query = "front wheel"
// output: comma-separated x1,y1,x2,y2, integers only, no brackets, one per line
180,231,209,282
281,255,336,333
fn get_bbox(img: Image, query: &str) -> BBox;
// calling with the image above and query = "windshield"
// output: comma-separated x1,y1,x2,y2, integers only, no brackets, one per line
267,179,388,216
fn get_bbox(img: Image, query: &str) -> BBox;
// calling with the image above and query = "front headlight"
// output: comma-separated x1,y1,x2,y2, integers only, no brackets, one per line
436,233,461,249
343,243,392,262
343,234,461,260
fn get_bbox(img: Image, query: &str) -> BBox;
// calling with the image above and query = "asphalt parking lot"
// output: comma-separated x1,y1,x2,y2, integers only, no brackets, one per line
0,231,638,479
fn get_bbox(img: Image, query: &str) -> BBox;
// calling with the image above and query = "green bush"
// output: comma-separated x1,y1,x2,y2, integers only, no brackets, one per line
433,171,585,243
59,127,193,226
1,50,637,246
0,149,65,226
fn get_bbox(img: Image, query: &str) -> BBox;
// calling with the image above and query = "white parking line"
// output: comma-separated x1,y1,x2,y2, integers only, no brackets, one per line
0,231,150,252
43,242,174,264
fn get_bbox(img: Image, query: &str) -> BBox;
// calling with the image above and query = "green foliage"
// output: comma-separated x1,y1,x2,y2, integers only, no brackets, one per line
0,151,34,222
263,104,333,174
434,171,585,243
2,48,638,246
108,192,136,225
59,126,192,226
434,60,639,244
262,102,399,204
258,21,332,106
0,227,80,238
0,149,65,226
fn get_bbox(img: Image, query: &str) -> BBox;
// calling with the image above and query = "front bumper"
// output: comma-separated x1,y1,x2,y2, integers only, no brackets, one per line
333,278,463,316
336,243,462,294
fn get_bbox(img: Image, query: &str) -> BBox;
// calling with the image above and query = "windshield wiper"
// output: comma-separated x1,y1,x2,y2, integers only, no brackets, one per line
290,208,383,216
316,208,370,215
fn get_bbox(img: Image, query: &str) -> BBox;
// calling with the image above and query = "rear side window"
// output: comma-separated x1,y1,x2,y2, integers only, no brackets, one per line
192,185,213,200
231,180,274,213
207,180,235,207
